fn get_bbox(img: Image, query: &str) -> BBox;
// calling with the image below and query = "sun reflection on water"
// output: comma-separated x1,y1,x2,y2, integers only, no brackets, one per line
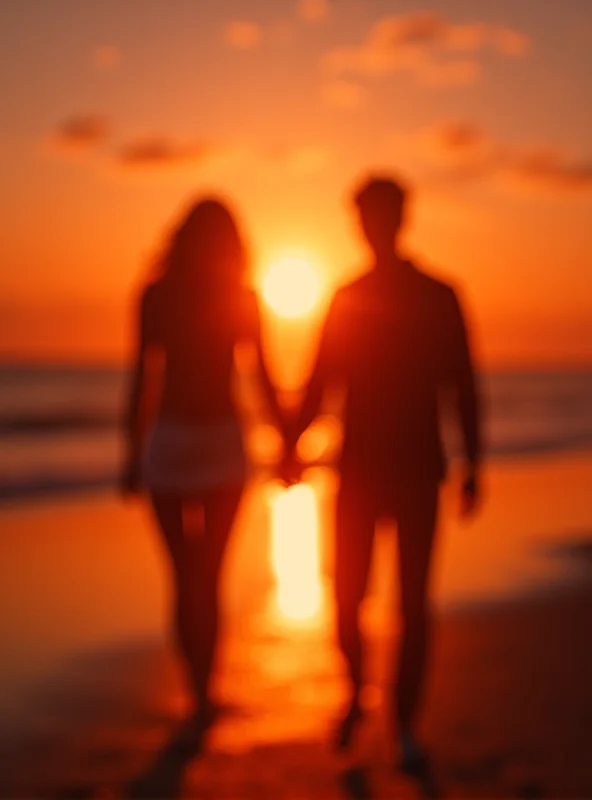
268,482,323,624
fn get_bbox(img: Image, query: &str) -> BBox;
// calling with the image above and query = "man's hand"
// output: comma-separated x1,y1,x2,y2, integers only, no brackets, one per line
460,468,481,518
120,457,142,498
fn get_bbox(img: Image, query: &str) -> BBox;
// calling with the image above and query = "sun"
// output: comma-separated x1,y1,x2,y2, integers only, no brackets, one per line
262,255,322,319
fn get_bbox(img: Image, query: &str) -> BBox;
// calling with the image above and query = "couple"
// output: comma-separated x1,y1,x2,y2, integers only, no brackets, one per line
122,175,482,769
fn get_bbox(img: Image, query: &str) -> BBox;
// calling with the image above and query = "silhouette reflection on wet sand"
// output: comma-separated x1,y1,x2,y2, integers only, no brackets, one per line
6,559,589,799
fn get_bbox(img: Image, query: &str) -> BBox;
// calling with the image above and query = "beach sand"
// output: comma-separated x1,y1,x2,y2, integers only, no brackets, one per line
1,453,592,798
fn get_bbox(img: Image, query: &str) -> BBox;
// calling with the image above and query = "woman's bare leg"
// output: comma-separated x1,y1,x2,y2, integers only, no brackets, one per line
191,485,243,706
149,493,201,703
150,485,242,741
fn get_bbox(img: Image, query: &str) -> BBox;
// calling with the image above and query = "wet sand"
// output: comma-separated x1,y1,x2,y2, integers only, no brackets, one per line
1,453,592,798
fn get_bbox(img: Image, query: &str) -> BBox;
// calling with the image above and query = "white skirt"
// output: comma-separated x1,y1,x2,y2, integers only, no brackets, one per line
142,416,247,494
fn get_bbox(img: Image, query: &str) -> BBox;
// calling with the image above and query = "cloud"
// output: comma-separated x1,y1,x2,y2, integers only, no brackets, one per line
323,11,530,86
298,0,330,23
432,122,486,151
92,45,122,71
440,23,488,52
224,20,262,50
413,121,497,169
45,114,234,177
409,120,592,192
114,137,219,170
49,115,110,152
321,79,365,110
506,149,592,191
492,26,530,57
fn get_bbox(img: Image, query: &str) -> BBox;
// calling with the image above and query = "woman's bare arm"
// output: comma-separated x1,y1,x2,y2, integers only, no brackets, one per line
244,291,287,441
122,287,163,491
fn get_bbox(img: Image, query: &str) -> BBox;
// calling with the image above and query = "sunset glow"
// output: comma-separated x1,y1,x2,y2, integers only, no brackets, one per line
262,256,322,320
269,482,322,622
3,6,592,797
1,2,592,364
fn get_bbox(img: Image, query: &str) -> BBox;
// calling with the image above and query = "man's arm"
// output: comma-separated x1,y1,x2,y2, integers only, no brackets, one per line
447,289,482,510
285,292,343,455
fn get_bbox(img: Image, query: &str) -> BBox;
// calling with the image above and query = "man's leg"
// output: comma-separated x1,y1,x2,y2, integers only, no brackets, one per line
394,481,439,760
334,479,376,747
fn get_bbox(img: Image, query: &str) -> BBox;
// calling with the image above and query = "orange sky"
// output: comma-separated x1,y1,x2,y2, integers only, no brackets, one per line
1,0,591,367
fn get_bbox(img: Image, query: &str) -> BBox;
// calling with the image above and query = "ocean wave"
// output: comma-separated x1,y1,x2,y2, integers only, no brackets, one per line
486,432,592,459
0,472,117,504
2,431,592,504
0,411,118,436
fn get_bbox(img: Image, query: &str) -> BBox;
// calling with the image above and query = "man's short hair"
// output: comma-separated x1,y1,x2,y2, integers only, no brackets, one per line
354,175,408,213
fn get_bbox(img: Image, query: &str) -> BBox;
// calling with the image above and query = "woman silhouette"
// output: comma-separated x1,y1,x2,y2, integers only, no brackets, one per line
122,197,284,747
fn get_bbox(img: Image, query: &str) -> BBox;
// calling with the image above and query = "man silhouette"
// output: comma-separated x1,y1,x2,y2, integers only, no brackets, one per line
282,175,482,769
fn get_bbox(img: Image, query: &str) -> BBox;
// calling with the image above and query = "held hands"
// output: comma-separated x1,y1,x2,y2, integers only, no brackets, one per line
276,448,304,487
275,418,305,487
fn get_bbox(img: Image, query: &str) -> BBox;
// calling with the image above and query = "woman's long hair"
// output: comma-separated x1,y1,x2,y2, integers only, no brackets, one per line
149,197,248,319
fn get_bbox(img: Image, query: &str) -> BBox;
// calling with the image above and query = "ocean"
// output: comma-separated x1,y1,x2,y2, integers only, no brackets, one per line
1,364,592,503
